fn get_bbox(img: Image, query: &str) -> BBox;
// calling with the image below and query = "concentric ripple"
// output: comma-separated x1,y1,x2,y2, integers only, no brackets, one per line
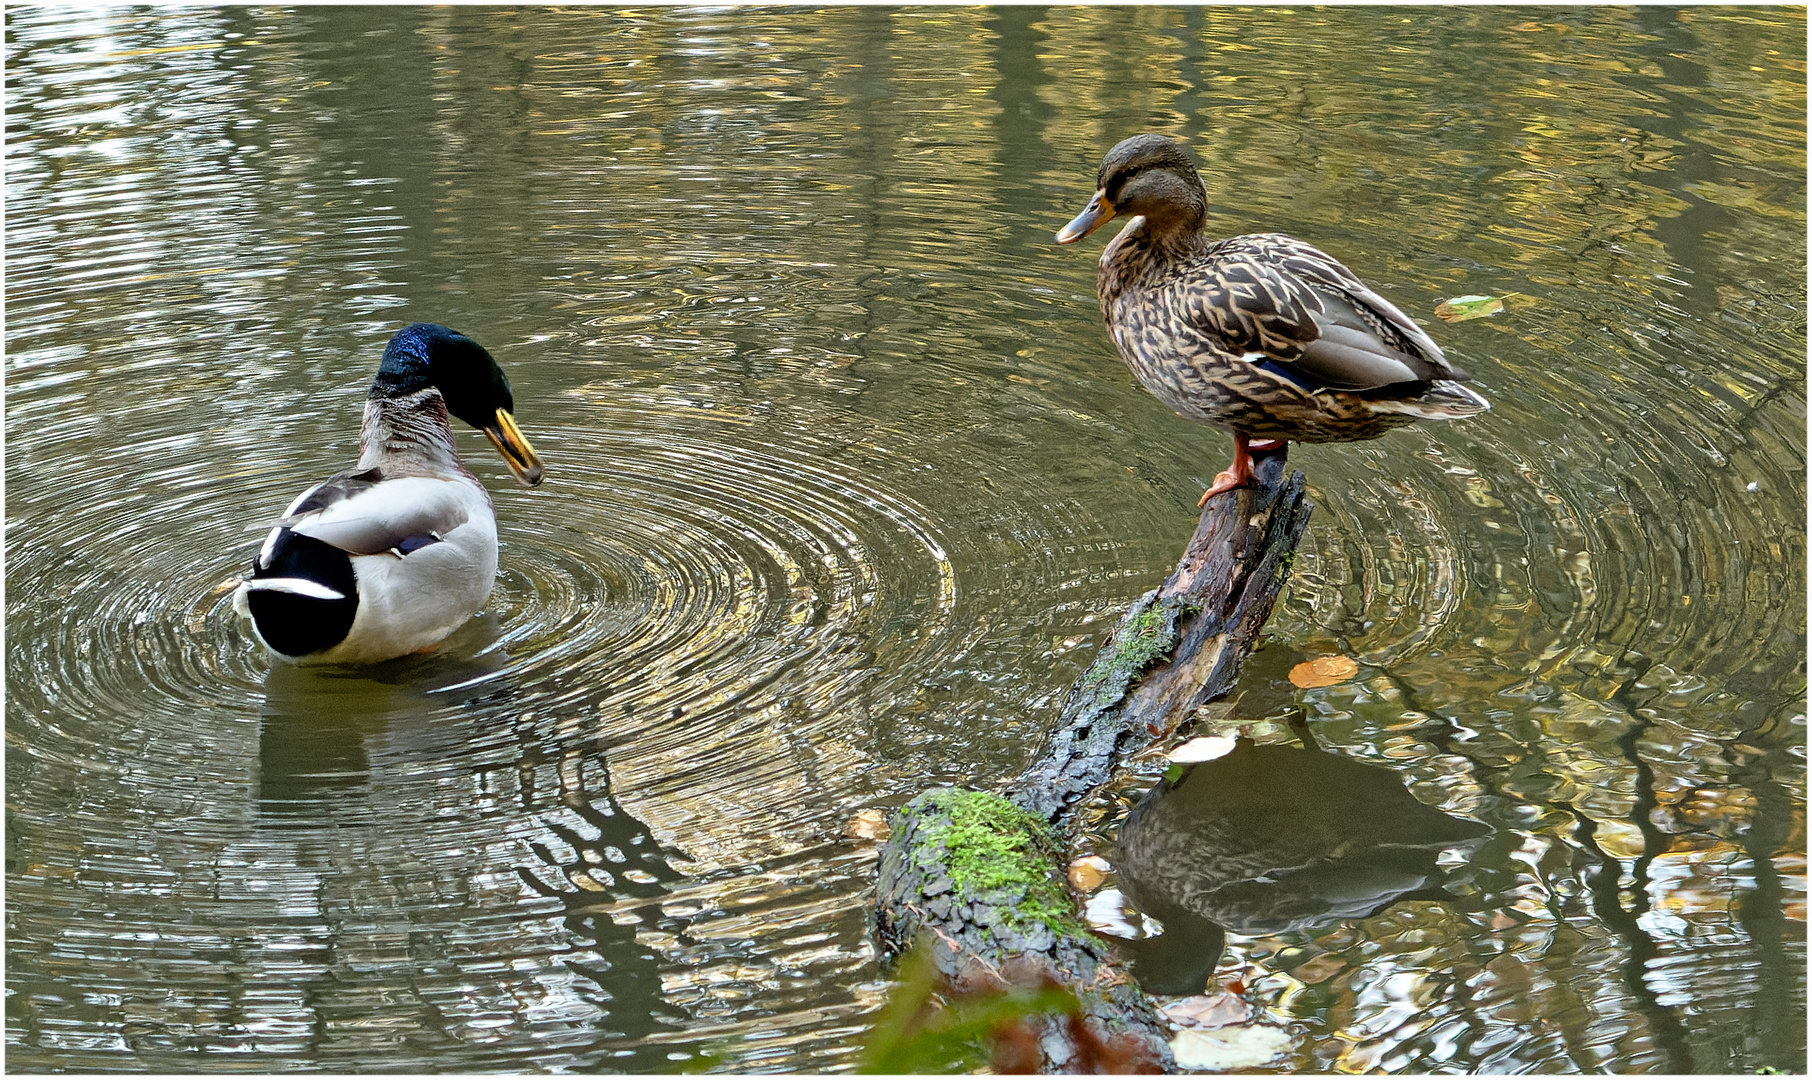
8,5,1805,1076
481,395,956,718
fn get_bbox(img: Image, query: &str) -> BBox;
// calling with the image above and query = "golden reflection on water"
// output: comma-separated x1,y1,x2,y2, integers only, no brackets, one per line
5,4,1804,1074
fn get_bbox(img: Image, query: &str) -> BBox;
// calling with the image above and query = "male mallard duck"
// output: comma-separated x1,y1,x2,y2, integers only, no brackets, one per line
1056,134,1489,504
233,323,544,664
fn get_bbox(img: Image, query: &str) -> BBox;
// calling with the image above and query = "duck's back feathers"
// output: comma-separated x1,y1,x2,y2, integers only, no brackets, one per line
266,470,480,559
1173,233,1469,392
241,467,498,663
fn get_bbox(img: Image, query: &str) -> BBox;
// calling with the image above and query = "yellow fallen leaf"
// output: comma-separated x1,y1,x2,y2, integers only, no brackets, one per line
844,808,889,841
1434,294,1507,322
1067,855,1111,892
1289,655,1359,688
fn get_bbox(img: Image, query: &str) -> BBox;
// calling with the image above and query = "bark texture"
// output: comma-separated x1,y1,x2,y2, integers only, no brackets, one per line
873,449,1312,1073
1014,451,1313,823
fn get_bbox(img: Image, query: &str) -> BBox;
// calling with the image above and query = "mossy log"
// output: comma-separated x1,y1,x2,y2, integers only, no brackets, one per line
1013,450,1313,823
873,449,1311,1073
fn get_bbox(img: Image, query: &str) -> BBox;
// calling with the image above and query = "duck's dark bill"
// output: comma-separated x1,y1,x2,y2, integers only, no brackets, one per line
484,408,544,487
1056,191,1115,244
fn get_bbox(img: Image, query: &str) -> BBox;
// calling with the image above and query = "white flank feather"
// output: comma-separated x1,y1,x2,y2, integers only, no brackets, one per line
241,576,348,601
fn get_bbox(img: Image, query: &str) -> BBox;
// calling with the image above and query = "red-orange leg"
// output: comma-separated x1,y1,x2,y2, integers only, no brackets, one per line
1197,436,1286,506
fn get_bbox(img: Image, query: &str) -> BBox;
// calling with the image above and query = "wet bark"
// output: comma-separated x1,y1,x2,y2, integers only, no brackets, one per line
873,449,1312,1073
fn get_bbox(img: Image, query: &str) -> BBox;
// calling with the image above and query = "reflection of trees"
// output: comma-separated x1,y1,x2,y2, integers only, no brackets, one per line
4,5,1802,1074
241,663,691,1069
1256,659,1801,1073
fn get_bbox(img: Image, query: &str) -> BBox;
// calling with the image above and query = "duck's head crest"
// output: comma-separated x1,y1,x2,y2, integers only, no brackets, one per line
1056,133,1205,245
374,323,544,486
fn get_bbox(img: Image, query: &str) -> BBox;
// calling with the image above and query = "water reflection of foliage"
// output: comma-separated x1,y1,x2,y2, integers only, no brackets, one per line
1157,650,1805,1073
4,5,1802,1074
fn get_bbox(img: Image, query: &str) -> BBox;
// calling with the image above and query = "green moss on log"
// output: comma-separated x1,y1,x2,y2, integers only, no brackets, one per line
1111,601,1175,672
916,789,1088,943
1068,595,1183,711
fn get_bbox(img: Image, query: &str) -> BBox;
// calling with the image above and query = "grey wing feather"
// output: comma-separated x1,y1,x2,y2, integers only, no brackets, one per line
1196,234,1471,391
286,468,383,516
244,469,384,533
260,471,473,557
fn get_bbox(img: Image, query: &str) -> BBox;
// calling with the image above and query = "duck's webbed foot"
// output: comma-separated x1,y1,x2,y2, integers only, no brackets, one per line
1197,435,1285,507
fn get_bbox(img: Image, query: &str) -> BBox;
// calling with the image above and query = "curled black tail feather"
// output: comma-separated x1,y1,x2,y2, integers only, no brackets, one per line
245,530,359,658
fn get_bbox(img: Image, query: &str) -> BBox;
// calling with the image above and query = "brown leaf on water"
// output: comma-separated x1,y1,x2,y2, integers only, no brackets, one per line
1067,855,1110,892
1162,991,1253,1030
1290,953,1350,985
845,808,890,841
1289,655,1359,688
1434,294,1507,322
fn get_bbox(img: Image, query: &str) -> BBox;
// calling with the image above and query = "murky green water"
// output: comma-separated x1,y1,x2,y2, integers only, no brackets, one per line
6,6,1803,1074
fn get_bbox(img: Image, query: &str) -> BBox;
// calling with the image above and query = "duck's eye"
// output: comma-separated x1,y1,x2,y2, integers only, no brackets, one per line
1107,162,1156,199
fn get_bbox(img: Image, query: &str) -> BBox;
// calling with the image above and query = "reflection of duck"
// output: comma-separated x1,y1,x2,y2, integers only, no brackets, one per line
252,664,686,1063
255,639,510,823
234,324,544,664
1111,737,1489,995
1056,134,1489,504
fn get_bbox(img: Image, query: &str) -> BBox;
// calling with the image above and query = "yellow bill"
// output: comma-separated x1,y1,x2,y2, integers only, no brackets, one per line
483,407,544,487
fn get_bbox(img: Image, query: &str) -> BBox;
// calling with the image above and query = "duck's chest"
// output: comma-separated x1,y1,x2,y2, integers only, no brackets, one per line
1102,285,1244,421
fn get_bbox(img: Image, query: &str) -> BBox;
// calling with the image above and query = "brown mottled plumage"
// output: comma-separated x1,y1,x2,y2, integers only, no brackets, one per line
1056,134,1489,503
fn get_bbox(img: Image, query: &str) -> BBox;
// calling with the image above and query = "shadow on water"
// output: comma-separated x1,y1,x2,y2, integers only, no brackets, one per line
1110,733,1491,997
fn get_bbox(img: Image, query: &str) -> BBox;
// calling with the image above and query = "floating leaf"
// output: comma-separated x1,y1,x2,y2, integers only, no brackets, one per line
1290,953,1350,985
1289,655,1359,688
844,808,890,841
1166,735,1238,763
1170,1025,1292,1071
1163,991,1253,1030
1434,294,1507,322
1067,855,1111,892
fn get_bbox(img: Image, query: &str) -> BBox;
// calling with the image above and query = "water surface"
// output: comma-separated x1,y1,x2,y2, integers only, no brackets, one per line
6,6,1804,1073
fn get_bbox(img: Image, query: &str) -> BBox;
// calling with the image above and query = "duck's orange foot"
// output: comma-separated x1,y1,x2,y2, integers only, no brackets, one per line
1197,469,1249,507
1196,436,1287,507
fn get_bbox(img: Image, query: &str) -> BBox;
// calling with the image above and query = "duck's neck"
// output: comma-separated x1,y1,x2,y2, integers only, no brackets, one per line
357,389,467,477
1098,215,1211,304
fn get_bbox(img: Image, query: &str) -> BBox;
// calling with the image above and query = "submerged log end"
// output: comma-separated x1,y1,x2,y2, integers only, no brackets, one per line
875,787,1174,1072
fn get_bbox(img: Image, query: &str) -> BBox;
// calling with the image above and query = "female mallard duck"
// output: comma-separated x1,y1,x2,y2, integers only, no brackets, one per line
233,323,544,664
1055,134,1488,504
